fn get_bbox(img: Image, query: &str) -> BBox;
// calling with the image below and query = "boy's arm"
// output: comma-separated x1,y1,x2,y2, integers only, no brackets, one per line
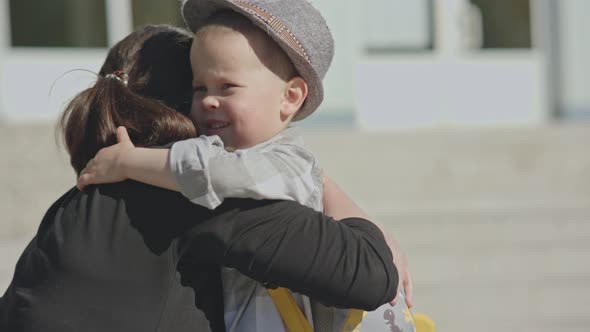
323,175,414,308
78,126,321,210
122,148,178,191
170,134,322,210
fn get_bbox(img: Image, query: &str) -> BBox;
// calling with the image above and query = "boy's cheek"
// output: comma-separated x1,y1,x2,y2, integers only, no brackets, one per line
191,117,204,133
189,115,207,135
191,118,200,129
189,114,199,127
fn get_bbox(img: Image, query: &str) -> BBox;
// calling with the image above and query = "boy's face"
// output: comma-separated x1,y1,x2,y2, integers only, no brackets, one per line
190,27,290,149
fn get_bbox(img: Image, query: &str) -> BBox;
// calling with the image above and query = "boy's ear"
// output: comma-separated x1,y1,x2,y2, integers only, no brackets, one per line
280,77,308,119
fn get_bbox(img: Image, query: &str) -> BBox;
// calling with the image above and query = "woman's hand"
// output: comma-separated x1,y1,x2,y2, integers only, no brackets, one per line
323,175,414,308
385,233,414,308
77,127,135,190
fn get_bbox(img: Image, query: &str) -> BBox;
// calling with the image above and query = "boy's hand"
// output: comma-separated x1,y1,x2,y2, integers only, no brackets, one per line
77,127,135,190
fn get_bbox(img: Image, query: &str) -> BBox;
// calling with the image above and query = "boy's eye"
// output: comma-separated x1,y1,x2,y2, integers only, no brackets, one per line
222,83,235,90
194,86,206,93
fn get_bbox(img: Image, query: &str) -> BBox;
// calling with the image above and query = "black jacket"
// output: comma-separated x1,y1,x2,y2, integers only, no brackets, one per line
0,181,397,332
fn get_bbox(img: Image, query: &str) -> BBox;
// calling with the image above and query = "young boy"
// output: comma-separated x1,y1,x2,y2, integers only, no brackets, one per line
78,0,415,331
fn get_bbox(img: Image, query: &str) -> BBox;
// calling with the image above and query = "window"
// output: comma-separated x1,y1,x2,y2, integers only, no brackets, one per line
131,0,185,30
470,0,531,48
9,0,107,47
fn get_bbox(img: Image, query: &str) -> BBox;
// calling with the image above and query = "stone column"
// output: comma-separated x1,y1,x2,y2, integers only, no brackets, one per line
105,0,133,47
0,0,10,121
434,0,483,56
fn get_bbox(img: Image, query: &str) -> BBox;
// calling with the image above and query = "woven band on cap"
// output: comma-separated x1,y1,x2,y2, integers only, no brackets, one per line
232,0,310,63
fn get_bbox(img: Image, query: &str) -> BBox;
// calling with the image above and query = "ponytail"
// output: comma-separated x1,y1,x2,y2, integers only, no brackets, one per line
57,25,196,175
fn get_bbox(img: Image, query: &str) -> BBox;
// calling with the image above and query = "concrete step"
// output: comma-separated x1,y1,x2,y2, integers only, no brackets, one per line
303,124,590,213
1,123,590,332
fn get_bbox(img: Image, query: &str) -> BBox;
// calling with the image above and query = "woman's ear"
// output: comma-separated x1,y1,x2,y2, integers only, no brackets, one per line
280,77,308,120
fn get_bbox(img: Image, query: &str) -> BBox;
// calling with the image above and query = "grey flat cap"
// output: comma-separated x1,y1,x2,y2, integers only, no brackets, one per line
181,0,334,121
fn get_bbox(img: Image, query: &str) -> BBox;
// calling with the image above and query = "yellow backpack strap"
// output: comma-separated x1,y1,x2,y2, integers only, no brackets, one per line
268,287,313,332
269,287,368,332
342,309,365,332
413,313,436,332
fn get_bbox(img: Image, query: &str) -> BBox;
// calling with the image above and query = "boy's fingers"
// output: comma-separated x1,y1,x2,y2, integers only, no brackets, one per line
77,173,91,190
77,163,97,190
116,126,131,143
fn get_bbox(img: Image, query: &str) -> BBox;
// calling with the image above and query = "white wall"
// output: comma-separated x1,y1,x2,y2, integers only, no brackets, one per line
1,49,104,122
357,52,547,129
354,0,549,129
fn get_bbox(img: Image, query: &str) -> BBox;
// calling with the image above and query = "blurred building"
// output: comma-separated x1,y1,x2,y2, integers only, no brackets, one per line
0,0,588,128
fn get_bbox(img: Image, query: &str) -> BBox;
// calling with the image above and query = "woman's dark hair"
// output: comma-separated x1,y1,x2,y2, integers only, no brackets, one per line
58,25,197,175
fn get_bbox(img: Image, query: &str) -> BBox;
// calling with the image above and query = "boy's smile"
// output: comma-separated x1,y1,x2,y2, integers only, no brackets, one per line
204,118,231,134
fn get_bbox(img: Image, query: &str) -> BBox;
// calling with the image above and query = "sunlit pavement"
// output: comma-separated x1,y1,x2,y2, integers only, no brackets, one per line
2,123,589,332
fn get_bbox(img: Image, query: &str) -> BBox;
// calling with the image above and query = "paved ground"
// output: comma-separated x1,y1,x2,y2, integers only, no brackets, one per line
1,122,589,332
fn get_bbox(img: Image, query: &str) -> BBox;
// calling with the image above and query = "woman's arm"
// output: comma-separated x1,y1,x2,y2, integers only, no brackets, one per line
172,198,398,311
323,176,414,308
123,183,397,311
323,176,369,220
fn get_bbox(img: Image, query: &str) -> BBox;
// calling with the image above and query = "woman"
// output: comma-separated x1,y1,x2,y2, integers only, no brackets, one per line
0,25,397,332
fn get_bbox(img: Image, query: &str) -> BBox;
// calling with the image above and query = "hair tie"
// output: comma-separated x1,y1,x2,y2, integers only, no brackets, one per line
104,70,129,86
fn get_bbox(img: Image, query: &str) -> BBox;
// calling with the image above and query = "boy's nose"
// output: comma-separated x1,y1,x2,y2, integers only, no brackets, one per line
201,95,220,110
